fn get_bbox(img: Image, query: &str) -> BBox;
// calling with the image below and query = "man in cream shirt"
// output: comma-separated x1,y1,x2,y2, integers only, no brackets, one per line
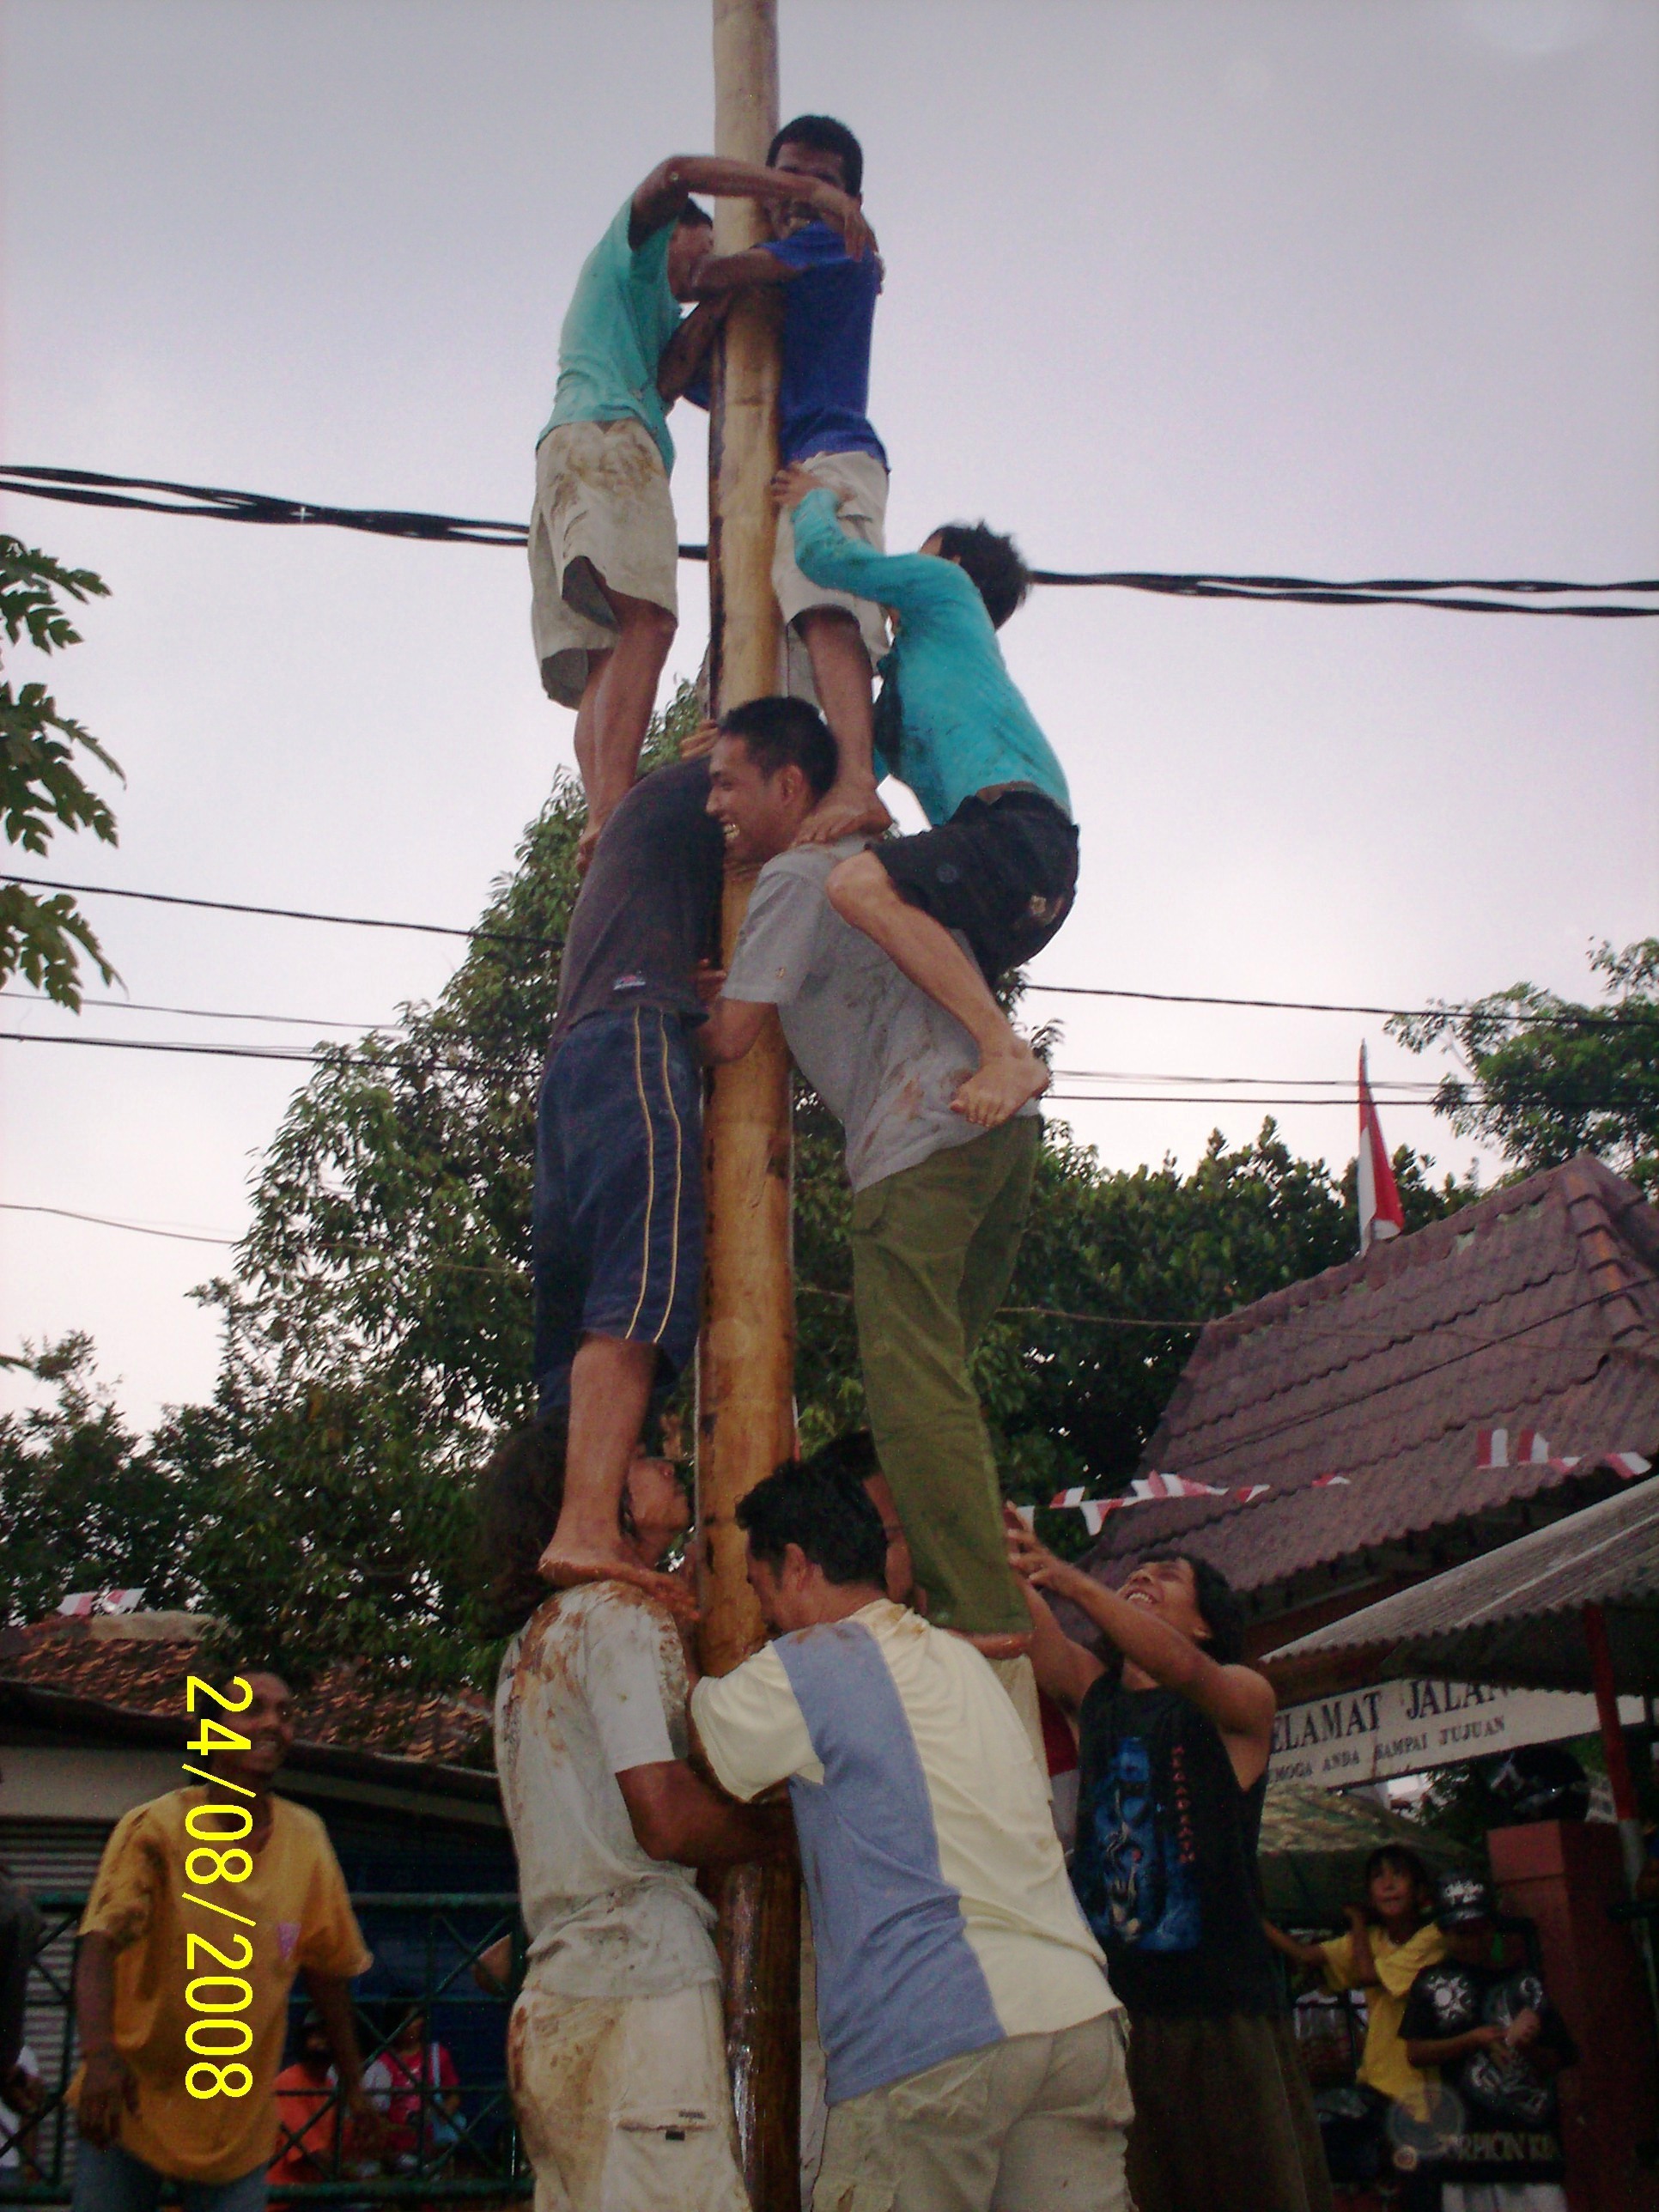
692,1457,1131,2212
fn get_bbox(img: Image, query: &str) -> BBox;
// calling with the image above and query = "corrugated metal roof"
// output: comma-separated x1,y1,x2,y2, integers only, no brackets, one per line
1080,1155,1659,1613
1263,1474,1659,1694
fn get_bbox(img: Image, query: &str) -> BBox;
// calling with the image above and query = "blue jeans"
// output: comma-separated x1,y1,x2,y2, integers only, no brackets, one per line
72,2139,268,2212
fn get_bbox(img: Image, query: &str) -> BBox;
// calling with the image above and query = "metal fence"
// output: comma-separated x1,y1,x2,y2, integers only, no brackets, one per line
3,1895,532,2205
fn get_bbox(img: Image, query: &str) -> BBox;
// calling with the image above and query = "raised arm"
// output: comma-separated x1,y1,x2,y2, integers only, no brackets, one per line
657,295,731,406
1009,1543,1107,1716
1006,1521,1276,1770
777,478,957,625
631,157,873,257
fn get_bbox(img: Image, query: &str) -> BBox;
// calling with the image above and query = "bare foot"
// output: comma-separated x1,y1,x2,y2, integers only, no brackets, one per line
538,1538,698,1620
793,782,893,847
951,1045,1050,1129
946,1627,1036,1660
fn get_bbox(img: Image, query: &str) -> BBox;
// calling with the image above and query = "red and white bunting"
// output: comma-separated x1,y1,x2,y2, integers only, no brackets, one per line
56,1587,146,1619
1045,1474,1346,1530
1478,1430,1650,1480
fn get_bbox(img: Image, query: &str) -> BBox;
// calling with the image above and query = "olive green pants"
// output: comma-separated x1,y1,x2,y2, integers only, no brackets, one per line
850,1117,1038,1638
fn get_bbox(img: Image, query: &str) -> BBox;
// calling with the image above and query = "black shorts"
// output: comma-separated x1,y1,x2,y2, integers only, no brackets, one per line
876,787,1079,982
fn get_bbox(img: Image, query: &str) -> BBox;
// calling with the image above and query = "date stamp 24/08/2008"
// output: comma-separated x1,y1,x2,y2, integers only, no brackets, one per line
179,1675,260,2102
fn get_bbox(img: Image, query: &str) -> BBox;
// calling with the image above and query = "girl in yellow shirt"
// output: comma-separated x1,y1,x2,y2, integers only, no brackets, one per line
1267,1845,1445,2197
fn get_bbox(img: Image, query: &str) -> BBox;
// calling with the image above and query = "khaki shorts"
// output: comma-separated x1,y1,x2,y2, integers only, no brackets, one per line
814,2009,1133,2212
508,1981,749,2212
530,418,680,708
773,449,890,686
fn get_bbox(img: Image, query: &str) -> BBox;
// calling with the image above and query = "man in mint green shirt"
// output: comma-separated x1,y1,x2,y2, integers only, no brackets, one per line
531,160,872,860
770,467,1077,1129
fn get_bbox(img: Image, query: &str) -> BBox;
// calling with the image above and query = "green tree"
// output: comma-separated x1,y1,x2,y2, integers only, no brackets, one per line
1389,939,1659,1194
0,1335,211,1621
0,536,121,1006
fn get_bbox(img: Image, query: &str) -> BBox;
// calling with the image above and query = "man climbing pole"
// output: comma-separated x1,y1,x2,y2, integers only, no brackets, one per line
698,695,1045,1668
772,467,1077,1127
529,151,872,860
690,115,890,844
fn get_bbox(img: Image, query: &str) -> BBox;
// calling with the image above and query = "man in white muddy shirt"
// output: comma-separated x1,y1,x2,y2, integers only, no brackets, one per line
481,1422,786,2211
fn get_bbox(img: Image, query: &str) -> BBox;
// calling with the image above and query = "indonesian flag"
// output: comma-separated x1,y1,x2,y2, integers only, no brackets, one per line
57,1587,146,1618
1358,1042,1405,1254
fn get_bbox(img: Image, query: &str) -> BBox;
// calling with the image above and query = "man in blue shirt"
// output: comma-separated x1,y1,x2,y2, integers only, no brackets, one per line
690,116,893,848
770,469,1078,1128
532,152,872,859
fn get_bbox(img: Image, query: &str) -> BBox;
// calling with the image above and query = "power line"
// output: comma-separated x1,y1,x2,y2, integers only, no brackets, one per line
4,464,1656,616
3,872,1642,1033
0,1201,234,1245
0,990,378,1032
0,872,546,951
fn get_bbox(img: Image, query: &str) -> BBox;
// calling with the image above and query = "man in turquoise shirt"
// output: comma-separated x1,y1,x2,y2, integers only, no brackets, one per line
771,467,1077,1127
530,158,872,858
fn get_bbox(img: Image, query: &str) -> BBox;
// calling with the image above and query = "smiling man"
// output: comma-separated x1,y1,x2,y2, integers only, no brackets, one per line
1006,1524,1333,2212
71,1671,373,2212
700,696,1043,1665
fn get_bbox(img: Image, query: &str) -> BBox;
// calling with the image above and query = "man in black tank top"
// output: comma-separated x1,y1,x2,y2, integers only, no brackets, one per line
1006,1520,1334,2212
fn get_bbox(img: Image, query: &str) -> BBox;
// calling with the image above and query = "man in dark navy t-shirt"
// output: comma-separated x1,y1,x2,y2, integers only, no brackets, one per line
532,750,723,1607
690,113,894,848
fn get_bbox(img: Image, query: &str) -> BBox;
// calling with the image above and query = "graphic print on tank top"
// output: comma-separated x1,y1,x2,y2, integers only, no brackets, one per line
1077,1729,1201,1954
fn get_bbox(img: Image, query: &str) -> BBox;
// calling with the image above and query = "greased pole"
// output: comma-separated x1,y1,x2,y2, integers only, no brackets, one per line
698,3,800,2206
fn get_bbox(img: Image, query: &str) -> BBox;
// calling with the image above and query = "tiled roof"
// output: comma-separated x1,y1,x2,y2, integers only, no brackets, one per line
1081,1154,1659,1615
0,1620,493,1769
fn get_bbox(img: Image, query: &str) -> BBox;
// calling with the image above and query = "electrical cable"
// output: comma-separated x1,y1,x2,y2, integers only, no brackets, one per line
3,872,1644,1033
4,465,1656,616
0,989,377,1031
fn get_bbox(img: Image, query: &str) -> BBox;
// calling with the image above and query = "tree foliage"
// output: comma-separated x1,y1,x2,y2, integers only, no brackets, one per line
3,689,1474,1675
1389,938,1659,1194
0,536,121,1006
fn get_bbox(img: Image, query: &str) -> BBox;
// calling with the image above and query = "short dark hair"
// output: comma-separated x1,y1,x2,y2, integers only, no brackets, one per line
719,695,838,799
767,114,863,196
678,198,714,230
798,1431,880,1485
1143,1553,1246,1665
931,523,1030,629
1361,1844,1436,1923
737,1457,888,1588
475,1419,568,1638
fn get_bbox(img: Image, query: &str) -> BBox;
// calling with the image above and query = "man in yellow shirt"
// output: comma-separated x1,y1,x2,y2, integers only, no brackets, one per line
72,1671,374,2212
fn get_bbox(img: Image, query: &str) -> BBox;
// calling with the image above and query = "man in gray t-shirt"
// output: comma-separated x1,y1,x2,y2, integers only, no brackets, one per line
701,696,1039,1650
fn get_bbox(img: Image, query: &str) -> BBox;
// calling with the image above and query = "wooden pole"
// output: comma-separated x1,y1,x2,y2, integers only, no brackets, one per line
697,5,799,2207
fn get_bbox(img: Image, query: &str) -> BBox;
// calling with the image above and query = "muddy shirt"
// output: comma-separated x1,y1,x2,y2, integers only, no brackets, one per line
494,1584,718,1999
720,838,1039,1193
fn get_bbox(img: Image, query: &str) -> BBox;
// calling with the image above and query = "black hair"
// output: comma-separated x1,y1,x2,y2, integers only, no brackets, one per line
1360,1844,1437,1925
678,198,714,230
474,1417,569,1638
931,522,1030,630
767,114,863,197
719,695,838,799
797,1431,881,1484
737,1457,889,1589
1142,1553,1247,1666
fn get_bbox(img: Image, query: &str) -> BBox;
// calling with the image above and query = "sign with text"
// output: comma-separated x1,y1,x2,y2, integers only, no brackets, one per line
1270,1676,1643,1790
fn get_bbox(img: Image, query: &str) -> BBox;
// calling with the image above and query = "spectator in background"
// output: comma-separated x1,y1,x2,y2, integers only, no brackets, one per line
1008,1523,1332,2212
479,1423,788,2212
0,1864,41,2187
1401,1872,1577,2212
71,1671,374,2212
1266,1844,1444,2206
365,2006,462,2171
270,2011,370,2189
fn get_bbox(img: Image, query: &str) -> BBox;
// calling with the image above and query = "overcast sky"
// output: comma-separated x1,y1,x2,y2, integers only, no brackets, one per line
3,0,1656,1432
